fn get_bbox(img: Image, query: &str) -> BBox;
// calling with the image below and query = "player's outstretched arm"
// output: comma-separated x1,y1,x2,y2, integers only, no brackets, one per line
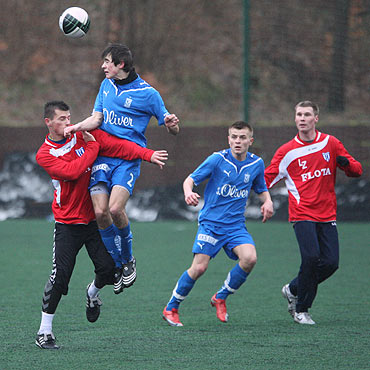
336,154,363,177
64,111,103,137
258,191,274,223
183,176,200,206
150,150,168,169
164,114,180,135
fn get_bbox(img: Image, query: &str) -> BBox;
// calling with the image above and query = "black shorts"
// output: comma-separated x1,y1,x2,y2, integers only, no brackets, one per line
50,221,115,295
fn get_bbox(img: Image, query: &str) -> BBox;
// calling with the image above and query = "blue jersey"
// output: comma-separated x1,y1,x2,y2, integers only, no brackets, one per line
190,149,267,227
93,74,169,147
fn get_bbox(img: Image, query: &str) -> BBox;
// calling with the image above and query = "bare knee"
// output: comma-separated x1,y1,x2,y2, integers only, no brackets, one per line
233,244,257,272
94,207,111,228
109,205,127,227
188,262,208,280
240,254,257,272
109,204,123,220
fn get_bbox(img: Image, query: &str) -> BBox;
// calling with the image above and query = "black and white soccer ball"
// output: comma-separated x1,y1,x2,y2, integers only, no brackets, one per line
59,7,90,38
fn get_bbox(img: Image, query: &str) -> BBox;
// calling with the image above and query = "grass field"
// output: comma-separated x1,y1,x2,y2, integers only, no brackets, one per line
0,220,369,370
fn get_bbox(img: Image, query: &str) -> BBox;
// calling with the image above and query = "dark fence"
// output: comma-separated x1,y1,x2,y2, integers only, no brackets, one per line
1,125,367,186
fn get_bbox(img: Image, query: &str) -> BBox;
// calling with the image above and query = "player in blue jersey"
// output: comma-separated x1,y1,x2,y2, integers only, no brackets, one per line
162,121,273,326
65,43,179,294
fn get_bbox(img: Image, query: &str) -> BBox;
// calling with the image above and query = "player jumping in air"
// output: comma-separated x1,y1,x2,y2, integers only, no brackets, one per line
162,121,273,326
265,101,362,325
64,43,179,294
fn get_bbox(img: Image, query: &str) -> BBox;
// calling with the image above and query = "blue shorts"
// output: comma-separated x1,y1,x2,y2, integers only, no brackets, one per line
89,156,141,195
192,223,255,260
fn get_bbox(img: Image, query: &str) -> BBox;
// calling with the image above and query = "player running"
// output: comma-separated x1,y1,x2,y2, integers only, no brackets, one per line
265,100,362,325
35,101,167,349
64,43,179,294
162,121,273,326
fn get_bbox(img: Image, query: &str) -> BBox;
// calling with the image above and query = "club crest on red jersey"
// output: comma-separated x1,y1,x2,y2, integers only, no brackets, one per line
75,147,85,157
322,152,330,162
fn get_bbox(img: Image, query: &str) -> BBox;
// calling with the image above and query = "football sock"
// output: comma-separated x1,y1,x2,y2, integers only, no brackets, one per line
216,263,248,300
166,271,196,311
88,281,99,298
113,223,133,264
99,224,122,268
38,312,54,335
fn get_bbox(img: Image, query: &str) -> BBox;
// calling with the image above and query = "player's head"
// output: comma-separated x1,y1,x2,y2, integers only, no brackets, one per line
44,101,71,140
294,101,319,137
44,101,70,119
101,43,133,72
295,101,319,116
229,121,253,136
228,121,254,159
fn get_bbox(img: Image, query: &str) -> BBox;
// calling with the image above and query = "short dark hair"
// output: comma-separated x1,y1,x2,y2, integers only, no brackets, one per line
229,121,253,135
44,101,69,119
102,43,133,72
295,101,319,115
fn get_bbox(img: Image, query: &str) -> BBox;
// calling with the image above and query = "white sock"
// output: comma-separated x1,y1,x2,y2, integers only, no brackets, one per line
88,281,100,298
38,312,54,335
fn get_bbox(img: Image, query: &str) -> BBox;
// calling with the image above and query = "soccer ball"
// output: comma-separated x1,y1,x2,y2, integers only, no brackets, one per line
59,7,90,38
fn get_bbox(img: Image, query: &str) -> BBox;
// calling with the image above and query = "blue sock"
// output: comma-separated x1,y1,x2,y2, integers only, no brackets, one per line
99,224,122,268
216,264,248,300
113,224,132,264
166,271,196,311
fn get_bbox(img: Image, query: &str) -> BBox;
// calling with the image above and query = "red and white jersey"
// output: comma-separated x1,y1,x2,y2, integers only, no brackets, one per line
264,130,362,222
36,129,154,225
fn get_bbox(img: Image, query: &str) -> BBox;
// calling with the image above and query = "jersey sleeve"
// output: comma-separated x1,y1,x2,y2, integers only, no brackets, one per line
92,129,154,162
334,138,363,177
36,141,100,181
252,160,268,194
190,153,219,186
93,80,105,113
147,89,169,126
264,146,286,188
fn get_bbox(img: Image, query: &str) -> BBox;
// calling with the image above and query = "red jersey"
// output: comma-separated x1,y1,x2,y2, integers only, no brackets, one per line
264,130,362,222
36,129,154,225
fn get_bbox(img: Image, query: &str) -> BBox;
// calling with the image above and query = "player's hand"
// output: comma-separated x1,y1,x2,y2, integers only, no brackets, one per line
164,114,179,127
337,156,349,167
64,125,77,138
164,114,180,135
82,131,96,142
150,150,168,169
184,192,200,207
260,199,273,223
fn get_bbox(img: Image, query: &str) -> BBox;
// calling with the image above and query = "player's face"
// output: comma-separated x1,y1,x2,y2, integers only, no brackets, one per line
228,128,253,160
46,109,71,140
101,54,125,79
295,107,318,136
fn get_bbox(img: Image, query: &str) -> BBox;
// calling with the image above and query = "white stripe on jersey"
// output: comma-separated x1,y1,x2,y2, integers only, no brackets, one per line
270,135,330,204
294,130,322,145
48,135,77,158
215,151,262,173
108,79,154,97
52,179,61,207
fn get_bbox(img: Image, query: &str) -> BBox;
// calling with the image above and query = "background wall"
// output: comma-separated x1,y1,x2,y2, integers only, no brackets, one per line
0,125,367,222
